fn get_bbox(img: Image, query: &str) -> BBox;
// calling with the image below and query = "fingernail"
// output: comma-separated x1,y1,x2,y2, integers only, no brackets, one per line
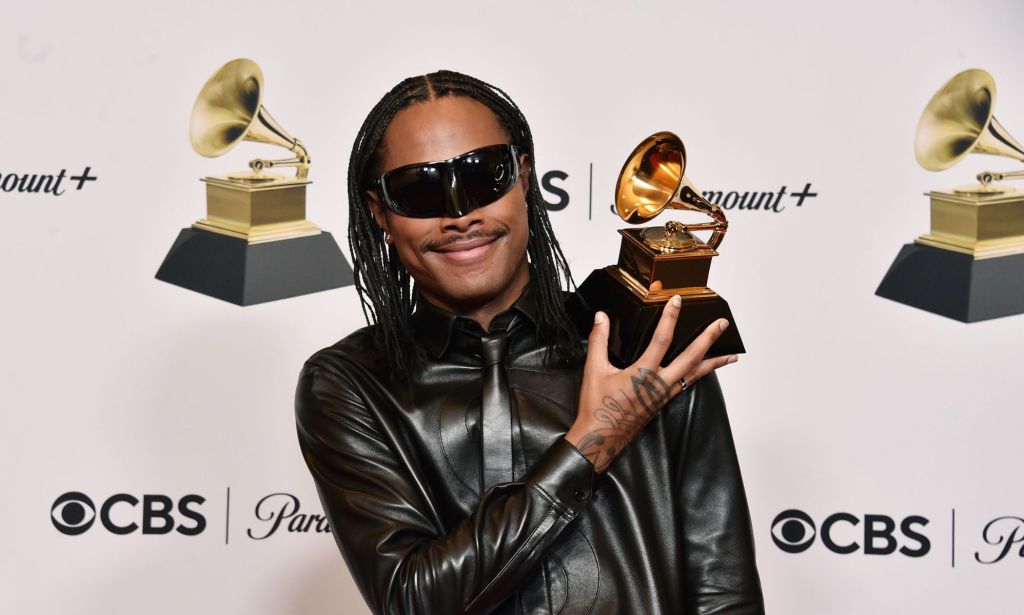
594,311,605,324
671,295,681,307
718,319,730,332
727,355,738,364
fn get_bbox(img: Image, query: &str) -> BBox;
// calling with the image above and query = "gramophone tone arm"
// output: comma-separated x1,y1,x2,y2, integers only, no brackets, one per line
671,220,727,251
978,169,1024,186
672,182,729,250
249,156,307,176
248,139,311,179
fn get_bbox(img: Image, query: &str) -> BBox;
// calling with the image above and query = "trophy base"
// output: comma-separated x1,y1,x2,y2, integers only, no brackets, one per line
198,175,318,243
155,227,353,306
617,228,716,289
875,242,1024,322
566,266,745,369
921,189,1024,258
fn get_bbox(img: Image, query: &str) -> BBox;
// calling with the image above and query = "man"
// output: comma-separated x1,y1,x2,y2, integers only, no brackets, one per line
295,70,764,614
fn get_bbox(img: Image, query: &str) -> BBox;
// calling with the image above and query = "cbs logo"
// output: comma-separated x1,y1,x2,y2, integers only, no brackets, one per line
51,491,206,536
771,509,930,557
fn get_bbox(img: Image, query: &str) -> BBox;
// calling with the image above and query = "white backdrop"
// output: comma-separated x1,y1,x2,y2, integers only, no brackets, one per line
2,1,1023,613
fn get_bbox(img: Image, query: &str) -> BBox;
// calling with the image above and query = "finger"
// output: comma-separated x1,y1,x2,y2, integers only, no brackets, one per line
663,318,730,380
649,280,663,292
637,294,682,367
585,311,611,372
689,354,738,382
671,354,737,396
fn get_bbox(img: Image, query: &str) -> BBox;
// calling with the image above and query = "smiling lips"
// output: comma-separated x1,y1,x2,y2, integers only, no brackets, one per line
432,235,500,263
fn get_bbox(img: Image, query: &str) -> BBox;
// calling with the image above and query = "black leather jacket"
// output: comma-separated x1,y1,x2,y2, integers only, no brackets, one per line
295,282,765,614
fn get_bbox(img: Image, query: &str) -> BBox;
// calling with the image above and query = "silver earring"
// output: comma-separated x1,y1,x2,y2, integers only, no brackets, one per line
384,231,392,244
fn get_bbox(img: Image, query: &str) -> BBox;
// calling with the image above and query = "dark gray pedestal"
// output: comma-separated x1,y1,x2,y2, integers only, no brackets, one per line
156,228,353,306
876,243,1024,322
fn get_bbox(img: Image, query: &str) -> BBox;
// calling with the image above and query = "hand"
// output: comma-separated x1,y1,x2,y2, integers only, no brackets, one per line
564,294,737,473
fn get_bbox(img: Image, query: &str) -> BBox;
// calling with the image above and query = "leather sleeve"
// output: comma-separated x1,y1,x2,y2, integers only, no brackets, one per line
294,358,599,615
675,372,766,614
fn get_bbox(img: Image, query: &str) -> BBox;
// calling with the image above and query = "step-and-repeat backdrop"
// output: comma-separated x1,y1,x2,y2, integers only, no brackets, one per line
3,1,1022,613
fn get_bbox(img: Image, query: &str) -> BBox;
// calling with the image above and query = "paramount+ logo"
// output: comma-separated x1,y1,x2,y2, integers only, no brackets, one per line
771,509,930,557
50,491,206,536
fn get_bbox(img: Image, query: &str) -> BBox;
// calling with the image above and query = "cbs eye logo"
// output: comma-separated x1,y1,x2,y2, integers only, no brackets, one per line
771,509,816,553
51,492,96,535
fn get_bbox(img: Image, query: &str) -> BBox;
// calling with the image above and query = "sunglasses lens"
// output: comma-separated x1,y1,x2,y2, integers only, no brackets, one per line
377,145,520,218
383,165,445,217
458,146,517,207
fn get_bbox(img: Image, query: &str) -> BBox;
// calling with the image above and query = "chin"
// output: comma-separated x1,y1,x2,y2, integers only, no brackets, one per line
436,279,506,309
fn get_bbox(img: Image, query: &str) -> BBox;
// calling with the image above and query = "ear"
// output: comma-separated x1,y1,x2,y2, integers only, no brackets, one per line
518,153,532,193
365,189,391,234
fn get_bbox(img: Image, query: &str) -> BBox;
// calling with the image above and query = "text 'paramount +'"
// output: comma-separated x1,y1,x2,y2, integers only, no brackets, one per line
0,167,97,195
247,492,331,540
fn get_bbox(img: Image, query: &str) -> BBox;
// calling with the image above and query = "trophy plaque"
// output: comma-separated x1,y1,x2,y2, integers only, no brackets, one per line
155,58,353,305
566,131,744,368
876,68,1024,322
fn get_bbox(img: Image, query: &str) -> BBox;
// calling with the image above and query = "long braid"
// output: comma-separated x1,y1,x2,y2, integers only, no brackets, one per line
346,71,581,372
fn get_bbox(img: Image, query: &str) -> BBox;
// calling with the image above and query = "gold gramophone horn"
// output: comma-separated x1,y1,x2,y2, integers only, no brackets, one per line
189,58,310,179
915,68,1024,192
615,131,728,251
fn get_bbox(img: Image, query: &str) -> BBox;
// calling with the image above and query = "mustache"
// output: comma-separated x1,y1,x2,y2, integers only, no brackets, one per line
422,226,509,252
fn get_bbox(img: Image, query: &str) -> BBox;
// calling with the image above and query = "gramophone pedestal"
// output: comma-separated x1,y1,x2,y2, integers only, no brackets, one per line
193,176,322,243
566,266,745,369
616,228,716,289
914,189,1024,258
875,242,1024,322
155,227,353,306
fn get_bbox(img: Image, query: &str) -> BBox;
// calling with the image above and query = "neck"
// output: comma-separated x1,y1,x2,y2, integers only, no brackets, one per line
421,263,531,331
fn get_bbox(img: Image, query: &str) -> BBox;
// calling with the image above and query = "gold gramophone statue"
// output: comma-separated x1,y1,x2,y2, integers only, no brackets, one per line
567,131,744,367
876,68,1024,322
155,58,352,305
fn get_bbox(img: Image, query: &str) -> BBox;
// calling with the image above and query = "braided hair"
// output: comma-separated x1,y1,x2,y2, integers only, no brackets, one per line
346,70,581,371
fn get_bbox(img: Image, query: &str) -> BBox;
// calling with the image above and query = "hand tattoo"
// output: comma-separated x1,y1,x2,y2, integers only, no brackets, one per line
631,368,671,417
577,368,672,472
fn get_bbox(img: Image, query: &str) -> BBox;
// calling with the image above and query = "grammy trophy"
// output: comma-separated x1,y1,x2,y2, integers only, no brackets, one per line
876,68,1024,322
567,131,744,368
155,58,353,305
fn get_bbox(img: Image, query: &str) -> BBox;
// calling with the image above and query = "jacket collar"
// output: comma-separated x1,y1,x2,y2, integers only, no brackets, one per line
411,280,540,360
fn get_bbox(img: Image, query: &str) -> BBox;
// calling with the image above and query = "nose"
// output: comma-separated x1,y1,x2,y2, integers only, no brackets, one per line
439,206,484,233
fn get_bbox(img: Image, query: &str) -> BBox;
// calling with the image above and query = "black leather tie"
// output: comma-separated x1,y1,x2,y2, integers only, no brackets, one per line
480,330,513,491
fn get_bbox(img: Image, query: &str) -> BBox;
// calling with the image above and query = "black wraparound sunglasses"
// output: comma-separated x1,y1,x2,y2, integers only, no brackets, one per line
370,143,524,218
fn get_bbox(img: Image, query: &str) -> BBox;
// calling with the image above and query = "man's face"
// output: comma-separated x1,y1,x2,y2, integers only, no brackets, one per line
368,96,532,315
